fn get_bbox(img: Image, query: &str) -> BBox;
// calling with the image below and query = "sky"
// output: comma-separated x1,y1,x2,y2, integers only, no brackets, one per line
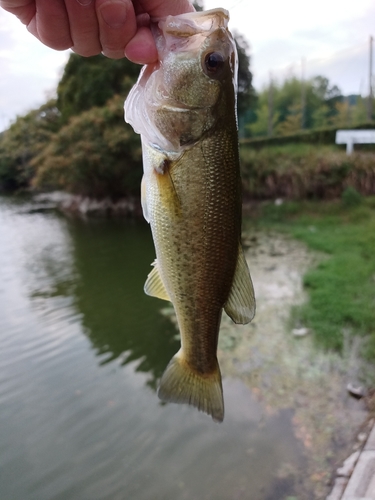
0,0,374,131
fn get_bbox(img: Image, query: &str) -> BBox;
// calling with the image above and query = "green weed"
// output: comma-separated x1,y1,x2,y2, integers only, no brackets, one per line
256,197,375,358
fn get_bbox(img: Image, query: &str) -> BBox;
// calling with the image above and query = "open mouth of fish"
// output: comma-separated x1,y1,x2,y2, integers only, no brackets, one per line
161,103,209,112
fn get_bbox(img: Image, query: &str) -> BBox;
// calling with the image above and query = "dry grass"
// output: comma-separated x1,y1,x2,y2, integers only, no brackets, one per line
240,144,375,200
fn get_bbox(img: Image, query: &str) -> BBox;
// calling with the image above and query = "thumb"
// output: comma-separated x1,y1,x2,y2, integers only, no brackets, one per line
138,0,195,19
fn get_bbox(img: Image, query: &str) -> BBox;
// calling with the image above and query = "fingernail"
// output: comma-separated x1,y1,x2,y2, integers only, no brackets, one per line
77,0,93,5
136,13,150,28
100,2,127,28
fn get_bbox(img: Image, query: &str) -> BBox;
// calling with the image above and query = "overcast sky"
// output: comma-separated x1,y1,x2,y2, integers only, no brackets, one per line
0,0,374,131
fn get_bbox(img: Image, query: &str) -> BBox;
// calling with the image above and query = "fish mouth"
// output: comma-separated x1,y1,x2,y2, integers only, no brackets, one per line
155,8,229,36
161,103,208,112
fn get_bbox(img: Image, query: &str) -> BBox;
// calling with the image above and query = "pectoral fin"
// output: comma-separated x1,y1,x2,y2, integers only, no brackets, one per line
140,175,149,223
155,157,181,219
224,245,256,324
144,261,170,301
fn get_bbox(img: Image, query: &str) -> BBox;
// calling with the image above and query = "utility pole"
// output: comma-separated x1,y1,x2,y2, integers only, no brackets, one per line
369,35,373,121
268,73,274,136
301,57,306,129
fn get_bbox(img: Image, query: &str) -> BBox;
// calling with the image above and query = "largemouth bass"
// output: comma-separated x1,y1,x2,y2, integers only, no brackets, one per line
125,8,255,422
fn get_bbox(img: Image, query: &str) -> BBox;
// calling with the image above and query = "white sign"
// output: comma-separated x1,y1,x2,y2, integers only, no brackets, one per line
335,130,375,154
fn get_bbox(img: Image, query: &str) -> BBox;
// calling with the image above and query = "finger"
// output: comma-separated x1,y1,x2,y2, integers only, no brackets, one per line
64,0,101,57
27,0,72,50
138,0,195,19
0,0,35,25
124,26,157,64
96,0,137,59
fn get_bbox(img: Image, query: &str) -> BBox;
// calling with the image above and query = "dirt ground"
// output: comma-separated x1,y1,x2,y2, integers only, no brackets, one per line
218,229,370,498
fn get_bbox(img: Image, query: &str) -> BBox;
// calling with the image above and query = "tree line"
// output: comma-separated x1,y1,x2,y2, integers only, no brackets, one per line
0,32,373,197
247,75,370,138
0,33,254,196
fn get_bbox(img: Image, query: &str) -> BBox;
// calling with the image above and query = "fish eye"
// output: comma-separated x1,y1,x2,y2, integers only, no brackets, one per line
203,52,225,76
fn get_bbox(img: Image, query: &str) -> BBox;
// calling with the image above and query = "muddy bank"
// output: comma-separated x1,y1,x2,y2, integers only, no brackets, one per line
221,230,373,498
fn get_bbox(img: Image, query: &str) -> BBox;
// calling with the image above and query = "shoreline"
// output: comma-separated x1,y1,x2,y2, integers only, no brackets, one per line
33,191,143,218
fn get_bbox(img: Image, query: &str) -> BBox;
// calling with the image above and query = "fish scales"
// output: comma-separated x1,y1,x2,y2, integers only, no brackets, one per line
146,129,240,370
125,8,255,422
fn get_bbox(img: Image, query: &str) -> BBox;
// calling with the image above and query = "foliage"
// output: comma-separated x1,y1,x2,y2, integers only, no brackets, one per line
1,20,254,199
32,95,142,199
341,186,362,207
247,75,345,137
233,32,255,119
257,198,375,357
330,97,369,128
57,53,140,123
240,144,375,200
241,121,375,149
0,100,61,191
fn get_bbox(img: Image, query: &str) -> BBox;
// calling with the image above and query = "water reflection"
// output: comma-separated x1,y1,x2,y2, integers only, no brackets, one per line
0,196,368,500
67,218,180,388
30,214,180,390
0,198,305,500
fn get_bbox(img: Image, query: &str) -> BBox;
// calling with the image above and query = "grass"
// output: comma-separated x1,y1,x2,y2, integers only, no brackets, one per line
252,192,375,359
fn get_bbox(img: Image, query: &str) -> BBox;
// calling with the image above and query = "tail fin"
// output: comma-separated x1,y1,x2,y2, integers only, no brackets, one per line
157,350,224,422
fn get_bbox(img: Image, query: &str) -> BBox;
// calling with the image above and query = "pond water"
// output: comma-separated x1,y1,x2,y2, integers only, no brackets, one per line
0,195,368,500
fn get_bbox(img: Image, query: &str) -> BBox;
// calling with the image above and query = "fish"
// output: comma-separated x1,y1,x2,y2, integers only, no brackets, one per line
124,8,255,422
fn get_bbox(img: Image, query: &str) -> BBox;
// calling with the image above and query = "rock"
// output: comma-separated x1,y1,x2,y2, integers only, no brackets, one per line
336,450,360,477
292,327,309,337
347,383,366,399
326,477,348,500
357,432,367,443
33,191,141,218
342,450,375,498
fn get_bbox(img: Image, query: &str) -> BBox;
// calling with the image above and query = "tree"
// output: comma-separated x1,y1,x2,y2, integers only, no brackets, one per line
311,75,341,122
311,104,331,128
229,32,255,138
234,32,255,118
57,54,140,123
249,75,345,137
32,95,142,199
275,102,303,135
351,96,368,124
246,93,279,137
0,100,60,191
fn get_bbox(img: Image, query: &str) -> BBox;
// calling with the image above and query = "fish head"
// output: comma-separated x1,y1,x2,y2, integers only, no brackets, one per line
125,9,238,153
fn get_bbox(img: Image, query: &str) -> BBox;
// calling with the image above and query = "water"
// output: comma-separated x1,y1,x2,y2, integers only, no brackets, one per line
0,195,367,500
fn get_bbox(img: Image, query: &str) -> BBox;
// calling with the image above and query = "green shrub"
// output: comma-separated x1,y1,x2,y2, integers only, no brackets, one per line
32,95,142,199
241,122,375,149
258,198,375,357
341,186,362,207
0,101,60,191
240,144,375,200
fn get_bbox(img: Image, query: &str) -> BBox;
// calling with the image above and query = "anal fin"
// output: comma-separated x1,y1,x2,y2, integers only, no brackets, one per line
144,261,170,301
224,244,256,324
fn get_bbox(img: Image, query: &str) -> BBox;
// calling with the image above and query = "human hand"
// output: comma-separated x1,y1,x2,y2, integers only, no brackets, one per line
0,0,194,63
